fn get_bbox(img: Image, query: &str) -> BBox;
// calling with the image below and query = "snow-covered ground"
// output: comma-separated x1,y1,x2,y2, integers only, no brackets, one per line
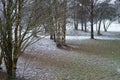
19,20,120,80
25,21,120,53
18,21,120,79
17,36,120,80
66,21,120,40
67,21,120,33
107,22,120,32
66,36,120,40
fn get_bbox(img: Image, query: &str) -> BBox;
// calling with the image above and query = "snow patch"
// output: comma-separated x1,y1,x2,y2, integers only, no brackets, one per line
26,37,57,52
66,36,120,40
117,68,120,73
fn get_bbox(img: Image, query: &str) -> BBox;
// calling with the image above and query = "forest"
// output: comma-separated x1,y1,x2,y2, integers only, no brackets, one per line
0,0,120,80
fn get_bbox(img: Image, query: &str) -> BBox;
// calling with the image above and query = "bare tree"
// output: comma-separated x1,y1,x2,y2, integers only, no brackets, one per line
95,1,116,35
0,0,47,79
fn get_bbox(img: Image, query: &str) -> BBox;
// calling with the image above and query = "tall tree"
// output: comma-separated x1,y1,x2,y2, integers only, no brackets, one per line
74,0,79,30
79,0,90,31
90,0,94,39
0,0,48,79
50,0,67,47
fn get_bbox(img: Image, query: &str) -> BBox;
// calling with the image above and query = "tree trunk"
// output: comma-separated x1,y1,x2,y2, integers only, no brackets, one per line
74,21,78,30
13,58,18,78
74,0,78,30
0,52,3,69
81,20,84,31
84,20,87,32
103,21,107,32
6,35,13,80
13,50,19,78
97,20,102,35
5,56,13,80
50,35,53,40
90,0,94,39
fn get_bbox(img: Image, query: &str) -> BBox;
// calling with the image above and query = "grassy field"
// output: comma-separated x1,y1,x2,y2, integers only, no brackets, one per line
0,39,120,80
18,39,120,80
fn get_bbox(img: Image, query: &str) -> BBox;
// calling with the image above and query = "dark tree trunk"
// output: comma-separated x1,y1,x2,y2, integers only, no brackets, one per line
50,35,53,40
84,21,87,32
103,21,107,32
90,0,94,39
53,34,56,42
74,21,78,30
6,35,14,80
81,21,84,31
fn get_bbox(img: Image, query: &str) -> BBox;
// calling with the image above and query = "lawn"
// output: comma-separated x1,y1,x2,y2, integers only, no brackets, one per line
16,39,120,80
0,38,120,80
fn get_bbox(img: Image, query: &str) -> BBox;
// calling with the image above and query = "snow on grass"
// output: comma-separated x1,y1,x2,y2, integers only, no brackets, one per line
95,36,120,40
1,20,120,80
17,55,58,80
66,36,120,40
25,37,57,53
16,38,120,80
66,20,120,41
20,41,120,80
15,21,120,80
117,68,120,73
67,20,120,33
18,20,120,79
108,22,120,32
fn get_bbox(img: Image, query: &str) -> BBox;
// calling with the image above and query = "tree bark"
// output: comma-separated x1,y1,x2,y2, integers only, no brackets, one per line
84,19,87,32
0,52,3,69
81,20,84,31
74,21,78,30
90,0,94,39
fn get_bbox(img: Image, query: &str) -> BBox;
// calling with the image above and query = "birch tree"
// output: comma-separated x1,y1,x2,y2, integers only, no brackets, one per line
50,0,67,47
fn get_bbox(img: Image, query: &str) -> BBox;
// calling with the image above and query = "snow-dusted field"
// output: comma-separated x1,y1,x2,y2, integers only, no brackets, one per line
0,21,120,80
18,21,120,80
15,38,120,80
108,22,120,32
